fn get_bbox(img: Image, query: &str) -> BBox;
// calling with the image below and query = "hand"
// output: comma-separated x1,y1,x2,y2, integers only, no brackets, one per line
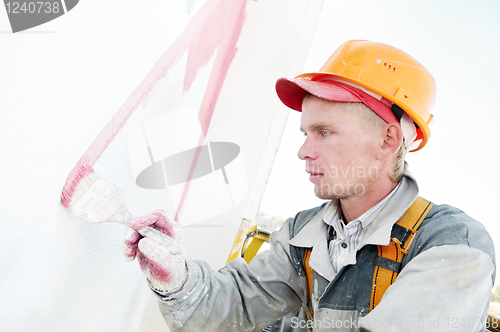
123,210,187,293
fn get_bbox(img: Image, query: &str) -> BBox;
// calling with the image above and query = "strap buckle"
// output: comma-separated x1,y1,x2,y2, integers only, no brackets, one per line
390,237,408,256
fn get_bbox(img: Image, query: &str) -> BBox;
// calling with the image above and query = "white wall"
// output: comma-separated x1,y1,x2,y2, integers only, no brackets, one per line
0,1,186,331
0,0,323,330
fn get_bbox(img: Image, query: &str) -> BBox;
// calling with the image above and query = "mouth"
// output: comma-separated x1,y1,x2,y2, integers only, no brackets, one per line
307,170,324,182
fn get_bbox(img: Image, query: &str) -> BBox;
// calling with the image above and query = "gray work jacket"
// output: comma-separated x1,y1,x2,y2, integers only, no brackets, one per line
154,173,496,331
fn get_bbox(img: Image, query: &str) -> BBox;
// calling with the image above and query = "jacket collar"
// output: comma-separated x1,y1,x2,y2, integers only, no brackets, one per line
289,204,335,280
288,169,419,282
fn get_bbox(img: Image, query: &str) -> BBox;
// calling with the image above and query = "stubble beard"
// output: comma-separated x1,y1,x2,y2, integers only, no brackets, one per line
314,176,372,201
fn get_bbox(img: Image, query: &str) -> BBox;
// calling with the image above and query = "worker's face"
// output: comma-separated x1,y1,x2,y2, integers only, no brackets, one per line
298,96,380,200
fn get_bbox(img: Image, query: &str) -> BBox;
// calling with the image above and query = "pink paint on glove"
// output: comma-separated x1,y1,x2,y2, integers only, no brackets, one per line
124,210,187,292
123,228,141,261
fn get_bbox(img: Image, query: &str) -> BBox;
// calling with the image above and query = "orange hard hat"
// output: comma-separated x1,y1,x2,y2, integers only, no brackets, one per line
277,40,436,151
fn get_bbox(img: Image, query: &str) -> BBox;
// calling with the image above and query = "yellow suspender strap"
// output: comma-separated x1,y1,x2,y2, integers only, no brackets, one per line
370,196,434,310
303,249,314,297
303,249,314,320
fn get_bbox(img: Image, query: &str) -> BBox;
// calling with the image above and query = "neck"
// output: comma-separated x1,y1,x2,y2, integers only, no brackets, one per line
340,179,398,223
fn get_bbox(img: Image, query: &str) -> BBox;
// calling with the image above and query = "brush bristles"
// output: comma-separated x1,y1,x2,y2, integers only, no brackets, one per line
61,158,98,208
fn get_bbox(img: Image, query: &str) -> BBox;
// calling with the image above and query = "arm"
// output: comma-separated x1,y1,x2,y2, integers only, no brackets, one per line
125,212,306,332
359,244,495,332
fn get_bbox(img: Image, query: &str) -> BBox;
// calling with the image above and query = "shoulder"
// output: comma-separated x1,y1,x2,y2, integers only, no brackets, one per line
407,203,495,262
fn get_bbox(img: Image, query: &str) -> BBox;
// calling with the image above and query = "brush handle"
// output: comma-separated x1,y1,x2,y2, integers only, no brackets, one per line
137,226,181,255
68,175,180,254
119,209,181,254
120,211,181,255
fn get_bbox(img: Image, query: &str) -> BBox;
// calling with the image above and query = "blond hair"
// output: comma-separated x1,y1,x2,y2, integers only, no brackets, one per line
390,141,407,182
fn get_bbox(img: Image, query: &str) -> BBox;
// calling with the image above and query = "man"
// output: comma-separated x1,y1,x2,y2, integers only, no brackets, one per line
124,40,496,331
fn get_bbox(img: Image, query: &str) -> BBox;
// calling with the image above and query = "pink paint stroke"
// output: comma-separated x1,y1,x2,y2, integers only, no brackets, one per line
175,0,249,220
62,0,250,219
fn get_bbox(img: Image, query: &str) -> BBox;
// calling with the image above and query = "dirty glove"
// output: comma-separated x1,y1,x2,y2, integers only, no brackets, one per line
123,210,187,294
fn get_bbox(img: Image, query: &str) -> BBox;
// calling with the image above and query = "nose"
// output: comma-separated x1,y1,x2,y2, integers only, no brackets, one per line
298,137,315,161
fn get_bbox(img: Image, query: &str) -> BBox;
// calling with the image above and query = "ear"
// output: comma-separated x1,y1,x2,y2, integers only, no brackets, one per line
378,124,403,160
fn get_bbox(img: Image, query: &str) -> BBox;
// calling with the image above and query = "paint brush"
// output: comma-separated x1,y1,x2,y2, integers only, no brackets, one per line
61,158,180,254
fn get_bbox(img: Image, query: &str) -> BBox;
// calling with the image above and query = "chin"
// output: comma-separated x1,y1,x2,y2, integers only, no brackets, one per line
314,188,342,201
314,183,358,201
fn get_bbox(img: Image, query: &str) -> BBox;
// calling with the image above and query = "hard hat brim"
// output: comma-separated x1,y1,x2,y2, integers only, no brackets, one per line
275,77,399,125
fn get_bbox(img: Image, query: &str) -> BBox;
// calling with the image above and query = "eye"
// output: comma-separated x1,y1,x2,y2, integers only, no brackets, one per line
321,131,331,137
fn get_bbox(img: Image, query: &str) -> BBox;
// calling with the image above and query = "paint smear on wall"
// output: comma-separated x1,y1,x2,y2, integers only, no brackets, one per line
2,0,325,330
59,0,324,272
62,0,250,220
